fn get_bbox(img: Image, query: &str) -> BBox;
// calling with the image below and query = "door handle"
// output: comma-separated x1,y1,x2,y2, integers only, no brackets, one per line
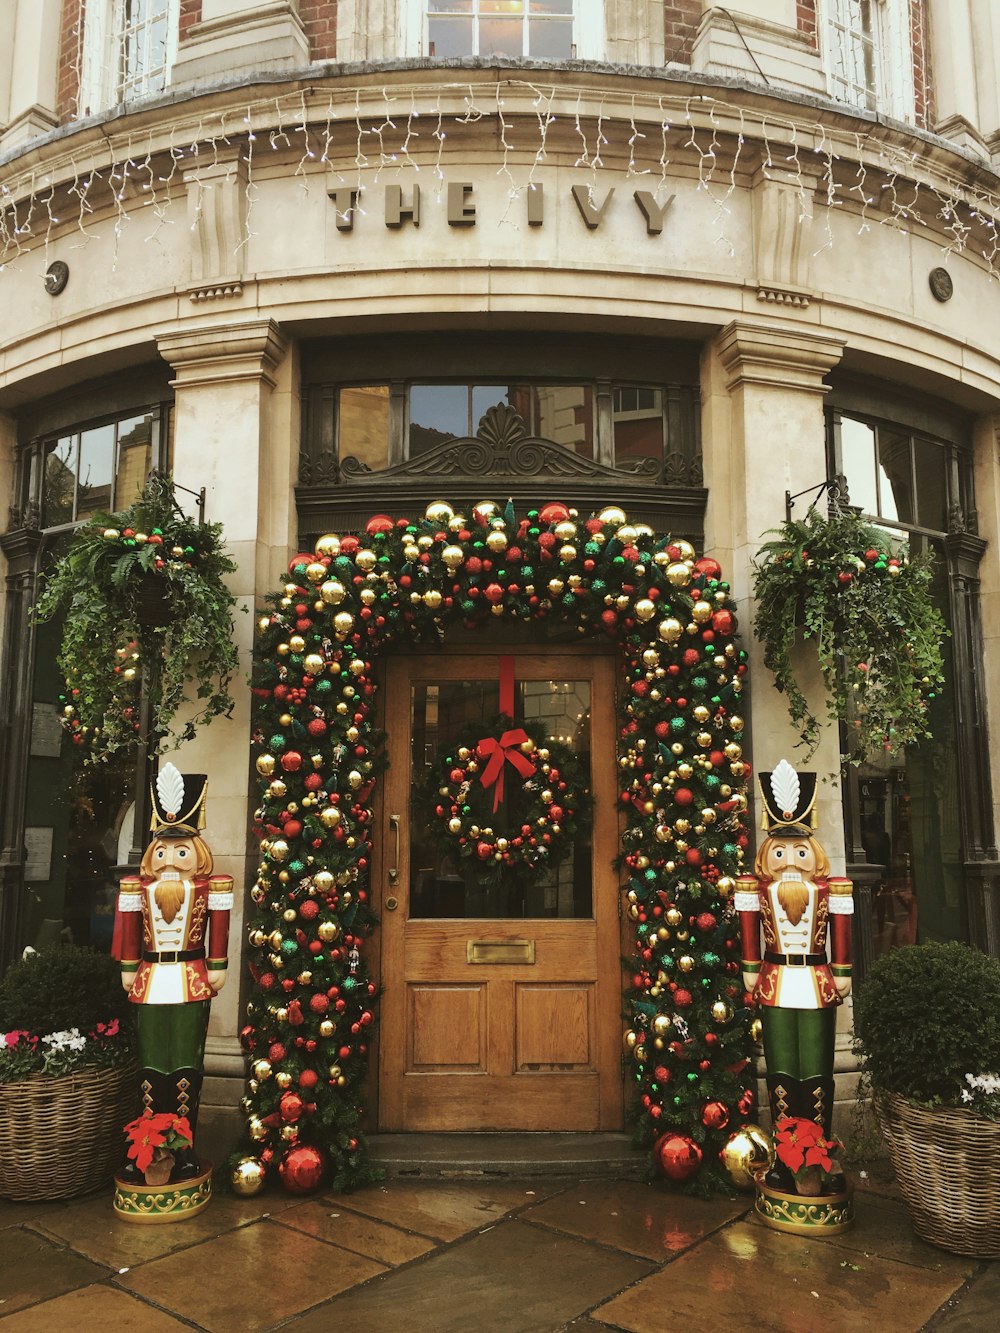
388,813,400,886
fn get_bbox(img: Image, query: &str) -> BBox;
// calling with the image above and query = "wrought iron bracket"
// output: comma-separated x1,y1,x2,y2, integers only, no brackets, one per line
784,475,844,522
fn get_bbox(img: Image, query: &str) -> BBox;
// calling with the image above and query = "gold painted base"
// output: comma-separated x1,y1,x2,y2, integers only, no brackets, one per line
754,1180,854,1236
113,1163,212,1223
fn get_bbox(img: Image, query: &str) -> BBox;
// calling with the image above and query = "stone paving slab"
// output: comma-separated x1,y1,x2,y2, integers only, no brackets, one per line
323,1177,556,1242
0,1283,191,1331
115,1217,386,1332
592,1216,968,1333
931,1261,1000,1330
523,1177,750,1261
0,1226,109,1319
286,1216,654,1333
274,1197,437,1265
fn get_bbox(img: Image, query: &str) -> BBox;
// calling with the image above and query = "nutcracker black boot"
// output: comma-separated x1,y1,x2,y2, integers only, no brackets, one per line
764,1074,797,1189
119,1068,158,1182
799,1075,845,1191
170,1067,205,1181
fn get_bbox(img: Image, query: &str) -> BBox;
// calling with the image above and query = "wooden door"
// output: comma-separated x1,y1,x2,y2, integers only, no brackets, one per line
377,650,622,1131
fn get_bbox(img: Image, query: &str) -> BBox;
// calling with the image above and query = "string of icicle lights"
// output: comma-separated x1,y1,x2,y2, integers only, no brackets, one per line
1,78,998,278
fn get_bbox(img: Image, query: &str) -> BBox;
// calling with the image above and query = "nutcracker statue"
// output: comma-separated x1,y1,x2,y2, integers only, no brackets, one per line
112,762,233,1220
735,759,855,1234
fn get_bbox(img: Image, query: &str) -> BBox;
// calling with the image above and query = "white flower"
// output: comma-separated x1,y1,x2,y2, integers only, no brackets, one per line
42,1028,87,1053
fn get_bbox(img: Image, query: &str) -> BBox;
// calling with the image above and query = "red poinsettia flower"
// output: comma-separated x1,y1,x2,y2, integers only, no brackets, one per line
123,1111,193,1173
773,1116,842,1179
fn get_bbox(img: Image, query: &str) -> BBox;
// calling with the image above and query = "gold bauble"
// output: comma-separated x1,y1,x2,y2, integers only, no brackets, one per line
318,921,340,942
677,762,694,780
315,534,341,558
634,599,656,623
303,653,325,676
634,1043,648,1063
654,824,672,843
750,1017,763,1044
305,561,326,585
269,840,289,862
728,715,745,733
473,500,498,521
721,1125,775,1191
321,579,346,605
558,544,577,563
486,529,508,553
313,870,335,892
691,600,713,624
657,618,683,644
319,806,341,830
641,648,660,667
448,513,467,532
548,579,564,596
623,1029,638,1052
424,588,444,611
692,704,711,724
289,635,307,654
666,562,691,587
252,1059,273,1081
230,1156,267,1196
255,753,276,777
674,819,690,835
651,1014,672,1038
328,1063,343,1080
597,505,627,526
678,955,695,973
440,544,464,571
275,1071,293,1090
553,521,577,541
280,1124,299,1143
724,741,743,759
666,908,683,927
448,817,463,834
282,908,297,924
333,611,354,636
425,501,455,524
247,1117,268,1142
674,539,696,562
348,770,363,789
319,1019,335,1038
711,1000,732,1023
716,876,735,896
616,524,638,545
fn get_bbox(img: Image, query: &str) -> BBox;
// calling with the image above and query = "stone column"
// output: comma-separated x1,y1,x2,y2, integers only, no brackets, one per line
0,0,60,153
927,0,987,152
155,319,297,1110
701,321,859,1117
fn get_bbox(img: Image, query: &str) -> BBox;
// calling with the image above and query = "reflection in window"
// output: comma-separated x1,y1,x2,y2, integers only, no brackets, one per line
613,386,664,471
42,412,155,528
338,386,390,472
409,383,593,458
426,0,574,60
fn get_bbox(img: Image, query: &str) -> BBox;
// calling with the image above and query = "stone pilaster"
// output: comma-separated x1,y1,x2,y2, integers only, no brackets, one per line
155,318,296,1093
171,0,309,88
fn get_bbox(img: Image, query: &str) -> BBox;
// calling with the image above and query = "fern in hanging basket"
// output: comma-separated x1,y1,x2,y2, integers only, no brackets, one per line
751,507,947,761
33,472,241,763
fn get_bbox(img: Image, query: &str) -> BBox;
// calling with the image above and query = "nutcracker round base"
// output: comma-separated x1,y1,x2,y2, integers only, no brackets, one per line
113,1163,212,1223
754,1180,854,1236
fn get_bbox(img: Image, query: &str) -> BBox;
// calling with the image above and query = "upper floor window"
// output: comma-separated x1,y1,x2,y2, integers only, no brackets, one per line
415,1,600,61
41,409,163,530
822,0,915,122
80,0,179,115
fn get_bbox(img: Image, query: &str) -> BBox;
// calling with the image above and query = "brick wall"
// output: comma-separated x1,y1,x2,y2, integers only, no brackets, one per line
299,0,338,62
910,0,932,128
178,0,202,44
663,0,701,66
56,0,85,121
796,0,818,48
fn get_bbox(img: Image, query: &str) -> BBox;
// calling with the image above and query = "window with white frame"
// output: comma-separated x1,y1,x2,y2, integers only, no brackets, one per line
823,0,916,122
80,0,179,116
411,2,601,62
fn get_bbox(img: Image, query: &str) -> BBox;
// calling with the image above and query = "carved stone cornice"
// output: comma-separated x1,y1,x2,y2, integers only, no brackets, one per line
716,321,846,393
944,529,988,578
0,525,42,577
156,319,288,390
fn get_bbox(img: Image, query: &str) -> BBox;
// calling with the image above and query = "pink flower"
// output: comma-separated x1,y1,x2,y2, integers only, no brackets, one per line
3,1030,29,1048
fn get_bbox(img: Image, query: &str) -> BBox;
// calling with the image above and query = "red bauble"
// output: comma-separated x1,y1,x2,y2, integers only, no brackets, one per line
702,1101,730,1130
283,820,303,839
287,552,315,575
239,1025,256,1053
280,751,303,773
476,840,493,860
538,502,571,525
738,1088,756,1117
674,988,693,1007
695,557,722,580
712,609,734,635
696,912,717,933
278,1144,327,1195
269,1042,287,1063
299,1068,319,1091
365,513,394,535
484,583,504,604
673,788,694,807
298,899,319,920
309,993,330,1014
279,1091,305,1122
655,1133,703,1182
307,718,327,737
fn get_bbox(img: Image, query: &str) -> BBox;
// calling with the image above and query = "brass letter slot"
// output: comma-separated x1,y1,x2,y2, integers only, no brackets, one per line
467,939,536,965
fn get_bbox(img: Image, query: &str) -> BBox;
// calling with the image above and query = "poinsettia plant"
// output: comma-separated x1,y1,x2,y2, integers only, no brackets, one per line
123,1110,193,1185
773,1116,843,1186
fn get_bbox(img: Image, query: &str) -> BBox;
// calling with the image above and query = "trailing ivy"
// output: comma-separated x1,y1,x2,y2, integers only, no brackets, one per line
752,507,947,761
33,472,241,763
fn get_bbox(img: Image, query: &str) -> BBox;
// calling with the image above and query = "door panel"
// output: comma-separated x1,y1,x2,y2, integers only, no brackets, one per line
378,651,622,1132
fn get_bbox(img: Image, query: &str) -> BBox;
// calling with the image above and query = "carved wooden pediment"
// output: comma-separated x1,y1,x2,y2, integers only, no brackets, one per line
336,403,661,483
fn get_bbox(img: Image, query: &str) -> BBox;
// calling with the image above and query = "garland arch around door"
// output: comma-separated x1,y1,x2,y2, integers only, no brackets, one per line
234,499,756,1197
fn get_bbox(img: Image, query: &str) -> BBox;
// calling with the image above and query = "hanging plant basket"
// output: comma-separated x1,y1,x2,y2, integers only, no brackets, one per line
751,507,948,761
32,472,242,763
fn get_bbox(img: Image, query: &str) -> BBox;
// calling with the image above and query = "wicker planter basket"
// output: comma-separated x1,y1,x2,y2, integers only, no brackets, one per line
0,1062,138,1201
877,1091,1000,1258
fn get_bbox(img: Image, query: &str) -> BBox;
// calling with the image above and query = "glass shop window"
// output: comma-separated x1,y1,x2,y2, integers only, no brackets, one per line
408,383,594,458
613,386,664,471
822,0,916,122
338,386,391,472
42,412,155,528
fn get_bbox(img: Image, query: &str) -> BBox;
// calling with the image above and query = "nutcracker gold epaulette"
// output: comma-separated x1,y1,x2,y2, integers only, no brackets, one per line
827,878,854,895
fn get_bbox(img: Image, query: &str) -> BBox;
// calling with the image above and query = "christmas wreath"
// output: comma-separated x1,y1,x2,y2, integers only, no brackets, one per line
422,714,591,885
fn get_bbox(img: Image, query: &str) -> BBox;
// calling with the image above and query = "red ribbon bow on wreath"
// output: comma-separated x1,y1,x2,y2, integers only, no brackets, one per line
477,730,536,813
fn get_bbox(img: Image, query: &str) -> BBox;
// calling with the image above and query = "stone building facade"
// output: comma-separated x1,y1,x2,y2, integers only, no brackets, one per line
2,0,1000,1131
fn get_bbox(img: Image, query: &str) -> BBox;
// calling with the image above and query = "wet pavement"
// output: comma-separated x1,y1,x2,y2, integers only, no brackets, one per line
1,1166,997,1331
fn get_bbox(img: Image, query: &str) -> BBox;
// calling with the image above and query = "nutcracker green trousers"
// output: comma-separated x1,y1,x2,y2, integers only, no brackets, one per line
760,1006,836,1081
136,1001,210,1074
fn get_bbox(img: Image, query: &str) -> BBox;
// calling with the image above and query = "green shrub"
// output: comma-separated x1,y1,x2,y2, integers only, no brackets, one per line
854,941,1000,1105
0,946,132,1036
